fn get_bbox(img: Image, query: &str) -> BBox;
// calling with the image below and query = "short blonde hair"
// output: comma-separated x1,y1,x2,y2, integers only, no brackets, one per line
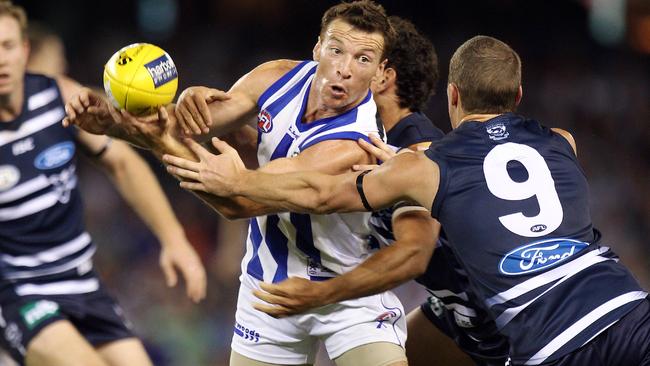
0,0,28,39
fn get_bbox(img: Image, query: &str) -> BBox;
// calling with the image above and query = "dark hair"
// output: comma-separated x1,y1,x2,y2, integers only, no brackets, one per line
386,16,438,112
449,35,521,114
0,0,27,39
320,0,395,59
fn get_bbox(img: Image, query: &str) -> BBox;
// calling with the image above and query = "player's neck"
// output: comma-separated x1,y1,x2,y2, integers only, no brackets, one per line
0,86,23,122
458,113,500,125
303,87,364,123
377,99,412,133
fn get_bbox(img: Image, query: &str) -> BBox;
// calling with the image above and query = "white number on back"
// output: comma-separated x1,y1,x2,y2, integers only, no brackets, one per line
483,143,563,237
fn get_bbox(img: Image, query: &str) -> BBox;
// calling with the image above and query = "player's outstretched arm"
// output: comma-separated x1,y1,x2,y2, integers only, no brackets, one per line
175,60,299,137
164,136,439,215
253,209,440,317
75,131,207,303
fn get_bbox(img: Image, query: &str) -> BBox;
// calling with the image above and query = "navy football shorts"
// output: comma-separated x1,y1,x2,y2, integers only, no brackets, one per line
0,278,134,364
421,296,509,366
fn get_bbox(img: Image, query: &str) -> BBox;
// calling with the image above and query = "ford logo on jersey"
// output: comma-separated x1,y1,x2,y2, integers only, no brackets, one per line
499,238,589,275
34,142,75,170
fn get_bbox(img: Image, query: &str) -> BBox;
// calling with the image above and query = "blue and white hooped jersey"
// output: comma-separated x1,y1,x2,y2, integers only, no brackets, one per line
0,74,97,294
242,60,382,284
425,113,647,365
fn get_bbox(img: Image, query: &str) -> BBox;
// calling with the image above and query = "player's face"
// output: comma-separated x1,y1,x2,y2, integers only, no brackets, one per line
0,16,28,97
313,19,385,112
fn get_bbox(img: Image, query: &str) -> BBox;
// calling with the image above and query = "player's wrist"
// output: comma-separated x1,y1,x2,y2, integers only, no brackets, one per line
231,169,254,196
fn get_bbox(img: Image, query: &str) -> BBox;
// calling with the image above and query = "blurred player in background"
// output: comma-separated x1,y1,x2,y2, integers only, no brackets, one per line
172,35,650,366
0,1,206,365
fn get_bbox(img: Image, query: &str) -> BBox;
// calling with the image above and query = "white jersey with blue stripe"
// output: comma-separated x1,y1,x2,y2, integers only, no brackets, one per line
0,74,97,294
241,60,381,284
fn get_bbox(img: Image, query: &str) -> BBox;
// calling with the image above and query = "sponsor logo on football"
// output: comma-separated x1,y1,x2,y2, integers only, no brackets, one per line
0,165,20,191
257,109,273,133
144,54,178,88
116,52,133,66
499,238,589,275
20,300,60,330
34,141,75,170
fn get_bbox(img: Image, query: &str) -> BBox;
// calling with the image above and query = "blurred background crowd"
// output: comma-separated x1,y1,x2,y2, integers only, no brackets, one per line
11,0,650,365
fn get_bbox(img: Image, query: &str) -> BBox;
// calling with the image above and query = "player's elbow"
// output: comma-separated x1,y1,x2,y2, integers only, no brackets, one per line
220,210,246,221
312,187,343,215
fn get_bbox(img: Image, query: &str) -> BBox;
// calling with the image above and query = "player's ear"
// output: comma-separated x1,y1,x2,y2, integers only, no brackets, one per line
447,83,459,107
372,67,393,94
515,85,523,106
313,37,322,62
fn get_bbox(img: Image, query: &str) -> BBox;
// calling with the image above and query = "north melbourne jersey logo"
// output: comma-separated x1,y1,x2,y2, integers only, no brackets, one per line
486,123,509,141
144,54,178,88
257,109,273,133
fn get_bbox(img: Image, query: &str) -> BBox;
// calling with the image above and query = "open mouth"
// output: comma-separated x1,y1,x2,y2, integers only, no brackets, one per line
0,73,10,84
330,84,346,97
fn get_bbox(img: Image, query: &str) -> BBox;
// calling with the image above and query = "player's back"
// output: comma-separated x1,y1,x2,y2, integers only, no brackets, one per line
242,60,382,285
0,74,96,290
425,112,646,365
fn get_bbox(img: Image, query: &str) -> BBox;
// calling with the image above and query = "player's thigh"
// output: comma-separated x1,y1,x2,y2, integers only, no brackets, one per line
96,337,153,366
334,342,407,366
230,350,312,366
25,319,107,366
405,307,474,366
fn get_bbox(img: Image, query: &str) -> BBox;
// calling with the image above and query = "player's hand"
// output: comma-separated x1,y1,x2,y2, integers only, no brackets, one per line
176,86,230,135
63,87,122,135
158,235,207,303
117,105,185,150
251,277,331,318
357,134,398,162
162,137,246,196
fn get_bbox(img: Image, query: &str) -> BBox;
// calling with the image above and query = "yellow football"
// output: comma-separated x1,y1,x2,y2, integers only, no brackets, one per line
103,43,178,115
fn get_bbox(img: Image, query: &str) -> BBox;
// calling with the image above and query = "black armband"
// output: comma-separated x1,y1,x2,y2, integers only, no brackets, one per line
355,170,374,212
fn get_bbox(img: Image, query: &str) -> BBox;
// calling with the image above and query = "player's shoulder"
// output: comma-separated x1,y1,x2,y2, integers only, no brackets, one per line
51,75,83,103
550,127,577,155
388,112,444,148
249,59,304,85
238,59,308,103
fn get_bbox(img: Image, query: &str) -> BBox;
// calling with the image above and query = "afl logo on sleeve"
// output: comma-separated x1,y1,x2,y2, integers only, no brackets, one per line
499,238,588,275
257,109,273,133
34,142,75,170
0,165,20,191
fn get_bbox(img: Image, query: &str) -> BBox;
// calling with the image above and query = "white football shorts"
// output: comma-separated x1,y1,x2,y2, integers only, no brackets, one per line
231,275,407,365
